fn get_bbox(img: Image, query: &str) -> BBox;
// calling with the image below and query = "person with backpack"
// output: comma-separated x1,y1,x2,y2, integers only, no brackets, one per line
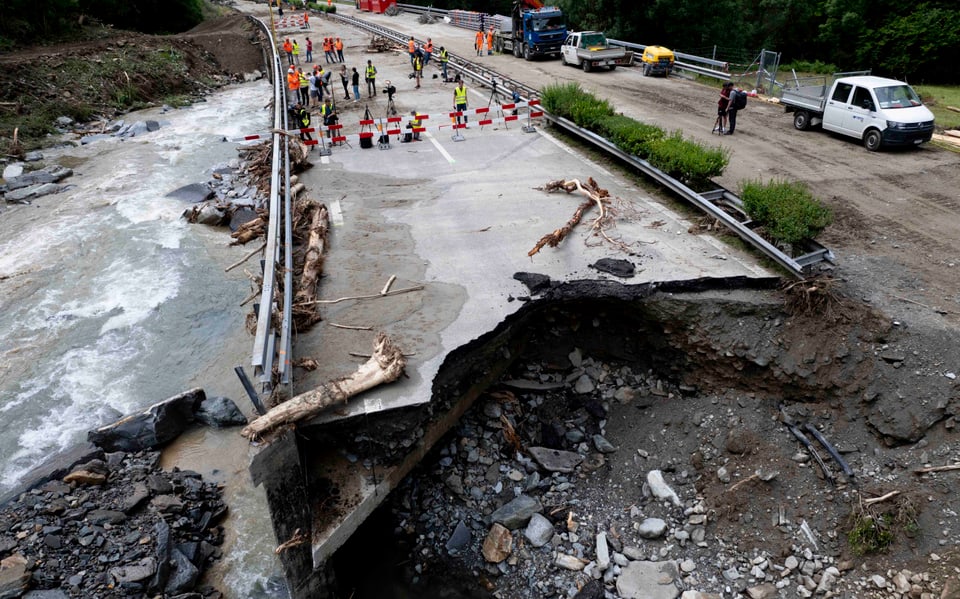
726,85,747,135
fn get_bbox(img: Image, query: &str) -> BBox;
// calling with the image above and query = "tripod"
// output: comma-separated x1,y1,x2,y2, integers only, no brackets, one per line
713,113,725,135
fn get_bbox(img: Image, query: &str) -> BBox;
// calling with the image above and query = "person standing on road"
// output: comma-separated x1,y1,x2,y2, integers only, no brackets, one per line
351,66,361,101
413,52,423,89
726,85,741,135
439,46,449,81
365,60,377,98
323,37,334,64
453,79,469,128
294,103,313,145
486,27,494,55
286,65,300,107
335,37,344,62
305,37,313,62
309,67,321,108
339,65,350,100
475,29,483,56
298,66,310,105
283,38,293,65
717,81,733,134
408,36,417,67
292,39,301,65
423,38,434,67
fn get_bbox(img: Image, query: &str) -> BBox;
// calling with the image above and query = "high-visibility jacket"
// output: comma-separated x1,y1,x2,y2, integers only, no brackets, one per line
323,38,332,52
486,32,493,49
410,112,422,128
424,41,433,55
321,103,334,119
287,71,300,91
365,64,377,79
297,108,311,127
413,56,422,72
283,40,293,54
475,31,483,48
454,85,467,105
335,39,343,51
292,42,300,56
299,72,309,88
408,39,416,53
439,49,448,63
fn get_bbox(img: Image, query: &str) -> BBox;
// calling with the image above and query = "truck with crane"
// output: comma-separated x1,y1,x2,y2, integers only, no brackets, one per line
493,0,567,60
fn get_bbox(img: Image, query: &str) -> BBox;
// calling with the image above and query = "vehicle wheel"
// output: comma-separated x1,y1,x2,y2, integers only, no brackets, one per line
793,110,811,131
582,60,592,73
643,64,650,77
523,44,532,61
513,44,521,58
560,53,567,66
495,38,503,54
863,129,883,152
608,65,617,71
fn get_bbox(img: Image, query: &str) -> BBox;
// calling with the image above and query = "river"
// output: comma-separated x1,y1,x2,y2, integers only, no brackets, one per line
0,80,284,597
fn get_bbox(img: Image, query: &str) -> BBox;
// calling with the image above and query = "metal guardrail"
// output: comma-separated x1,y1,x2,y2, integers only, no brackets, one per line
247,16,294,398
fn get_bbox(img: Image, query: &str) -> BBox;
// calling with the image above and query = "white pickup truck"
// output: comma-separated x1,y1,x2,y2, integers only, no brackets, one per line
780,72,935,151
560,31,633,72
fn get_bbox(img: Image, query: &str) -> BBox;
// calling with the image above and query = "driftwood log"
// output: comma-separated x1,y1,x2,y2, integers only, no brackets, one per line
240,332,407,440
528,178,609,257
293,200,328,328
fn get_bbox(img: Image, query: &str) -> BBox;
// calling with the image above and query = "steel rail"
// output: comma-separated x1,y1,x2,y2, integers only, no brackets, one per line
331,13,831,278
248,15,294,395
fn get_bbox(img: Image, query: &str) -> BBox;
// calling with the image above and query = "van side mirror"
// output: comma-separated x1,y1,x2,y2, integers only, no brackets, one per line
862,99,874,111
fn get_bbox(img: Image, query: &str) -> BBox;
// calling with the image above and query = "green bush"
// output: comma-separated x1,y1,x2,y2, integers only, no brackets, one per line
540,82,594,119
741,179,833,244
596,114,664,156
780,59,838,75
646,131,729,185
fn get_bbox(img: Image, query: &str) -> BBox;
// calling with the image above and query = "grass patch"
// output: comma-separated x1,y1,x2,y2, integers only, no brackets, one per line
914,84,960,130
741,179,832,245
847,493,919,556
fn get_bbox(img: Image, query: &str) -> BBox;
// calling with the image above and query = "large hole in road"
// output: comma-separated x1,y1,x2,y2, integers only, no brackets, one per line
314,280,959,598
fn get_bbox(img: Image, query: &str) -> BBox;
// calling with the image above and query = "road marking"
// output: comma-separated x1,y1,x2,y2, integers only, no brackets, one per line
330,198,344,227
426,131,456,164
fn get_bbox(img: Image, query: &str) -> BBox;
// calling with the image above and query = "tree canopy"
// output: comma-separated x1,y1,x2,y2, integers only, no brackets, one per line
0,0,204,48
416,0,958,83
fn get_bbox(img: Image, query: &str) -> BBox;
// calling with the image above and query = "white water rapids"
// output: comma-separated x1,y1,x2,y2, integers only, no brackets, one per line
0,80,284,596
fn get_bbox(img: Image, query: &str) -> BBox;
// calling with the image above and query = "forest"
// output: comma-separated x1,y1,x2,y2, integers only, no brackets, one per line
418,0,959,83
0,0,955,83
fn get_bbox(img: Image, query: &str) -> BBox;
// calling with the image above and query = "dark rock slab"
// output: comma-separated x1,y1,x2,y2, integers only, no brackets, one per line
87,509,126,525
229,207,258,232
5,165,73,190
109,557,157,584
490,495,542,530
23,591,70,599
148,519,172,594
164,548,199,595
165,183,213,203
444,520,471,554
194,396,247,428
145,120,161,132
87,388,205,452
513,272,553,295
121,483,150,514
590,257,635,278
528,446,584,473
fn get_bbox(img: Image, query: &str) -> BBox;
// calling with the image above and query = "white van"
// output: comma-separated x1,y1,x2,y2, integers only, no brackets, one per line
781,74,935,151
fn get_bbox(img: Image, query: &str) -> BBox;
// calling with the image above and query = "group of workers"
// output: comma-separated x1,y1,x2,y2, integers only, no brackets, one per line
475,27,495,56
282,36,344,66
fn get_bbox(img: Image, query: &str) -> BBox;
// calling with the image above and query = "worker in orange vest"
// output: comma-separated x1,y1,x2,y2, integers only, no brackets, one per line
423,38,434,66
302,10,309,30
486,27,494,55
475,30,483,56
283,38,294,65
334,37,344,62
323,37,333,64
408,36,417,67
286,66,300,107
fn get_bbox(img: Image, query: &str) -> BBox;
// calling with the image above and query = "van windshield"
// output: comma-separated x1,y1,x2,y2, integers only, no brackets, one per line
875,85,922,109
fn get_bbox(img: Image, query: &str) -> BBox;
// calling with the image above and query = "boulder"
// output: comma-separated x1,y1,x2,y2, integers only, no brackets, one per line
110,557,157,584
444,520,471,554
194,396,246,428
523,513,554,547
528,447,583,473
2,163,23,179
647,470,682,506
229,207,259,232
0,554,30,599
481,524,512,563
88,388,205,452
490,495,542,530
616,560,680,599
148,519,172,594
637,517,668,539
63,469,107,486
164,548,199,595
193,204,227,226
80,134,113,145
5,183,64,202
165,183,213,203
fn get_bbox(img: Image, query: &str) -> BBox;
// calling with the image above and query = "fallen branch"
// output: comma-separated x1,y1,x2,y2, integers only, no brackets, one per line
297,284,425,307
528,178,608,257
225,242,267,272
914,463,960,474
727,472,761,493
275,528,309,554
863,490,900,506
241,332,407,440
330,323,373,331
380,274,397,295
890,293,950,315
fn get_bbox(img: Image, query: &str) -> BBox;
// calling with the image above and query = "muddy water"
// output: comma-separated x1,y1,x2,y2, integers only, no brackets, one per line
0,80,281,596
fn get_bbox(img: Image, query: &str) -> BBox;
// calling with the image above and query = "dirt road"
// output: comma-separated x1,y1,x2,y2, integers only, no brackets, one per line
350,9,960,330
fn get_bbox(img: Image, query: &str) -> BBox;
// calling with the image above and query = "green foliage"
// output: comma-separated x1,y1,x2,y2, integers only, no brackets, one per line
848,514,894,555
780,59,838,75
646,132,729,185
542,83,728,185
915,84,960,130
741,179,833,244
596,114,665,156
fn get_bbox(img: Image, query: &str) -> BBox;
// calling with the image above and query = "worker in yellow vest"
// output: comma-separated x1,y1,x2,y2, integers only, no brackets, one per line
453,80,468,128
365,60,377,98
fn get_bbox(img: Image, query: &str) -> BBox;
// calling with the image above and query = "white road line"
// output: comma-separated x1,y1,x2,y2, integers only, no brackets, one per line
329,198,344,226
426,131,456,164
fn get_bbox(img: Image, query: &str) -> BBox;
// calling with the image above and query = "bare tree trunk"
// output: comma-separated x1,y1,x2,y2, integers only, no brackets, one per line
241,333,407,440
295,203,328,307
